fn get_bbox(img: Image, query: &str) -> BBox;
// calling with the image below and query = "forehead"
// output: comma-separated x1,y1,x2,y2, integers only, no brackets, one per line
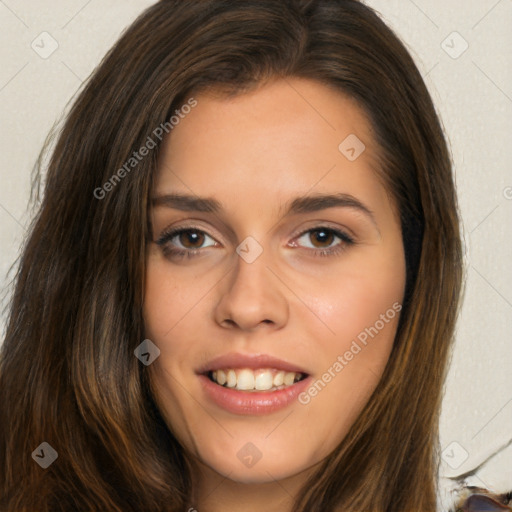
155,77,386,211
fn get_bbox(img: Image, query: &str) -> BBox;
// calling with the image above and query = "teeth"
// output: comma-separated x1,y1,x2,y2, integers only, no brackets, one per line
216,369,227,386
285,372,297,386
237,369,255,390
273,371,284,387
255,370,273,390
226,369,237,388
209,368,304,391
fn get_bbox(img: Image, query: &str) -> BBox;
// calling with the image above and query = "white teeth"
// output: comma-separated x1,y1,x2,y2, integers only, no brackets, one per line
237,369,255,390
254,370,273,390
273,371,284,387
209,368,305,391
226,369,237,388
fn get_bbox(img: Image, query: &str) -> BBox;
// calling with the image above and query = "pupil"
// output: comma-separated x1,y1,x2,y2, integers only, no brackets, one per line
181,230,203,248
313,229,332,247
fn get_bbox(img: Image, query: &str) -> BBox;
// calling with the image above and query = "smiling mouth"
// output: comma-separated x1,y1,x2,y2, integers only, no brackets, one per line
206,368,308,392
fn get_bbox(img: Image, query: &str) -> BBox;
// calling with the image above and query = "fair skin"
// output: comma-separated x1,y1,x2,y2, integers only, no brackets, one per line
143,77,406,512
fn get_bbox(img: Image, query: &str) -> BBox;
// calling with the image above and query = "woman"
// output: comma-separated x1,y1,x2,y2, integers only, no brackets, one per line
0,1,464,510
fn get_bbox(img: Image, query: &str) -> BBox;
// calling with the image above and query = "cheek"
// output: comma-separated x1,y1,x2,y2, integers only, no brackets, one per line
295,275,403,454
143,264,198,390
314,260,404,345
144,260,172,333
143,266,199,443
301,246,405,409
143,259,204,340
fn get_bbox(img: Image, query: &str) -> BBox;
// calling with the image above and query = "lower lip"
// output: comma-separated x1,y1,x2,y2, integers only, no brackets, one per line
198,374,312,415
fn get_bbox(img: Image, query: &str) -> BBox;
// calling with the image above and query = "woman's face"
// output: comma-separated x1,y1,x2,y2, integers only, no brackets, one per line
144,77,406,485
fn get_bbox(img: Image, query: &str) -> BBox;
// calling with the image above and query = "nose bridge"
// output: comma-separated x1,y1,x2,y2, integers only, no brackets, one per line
230,235,275,303
233,238,270,292
215,235,288,329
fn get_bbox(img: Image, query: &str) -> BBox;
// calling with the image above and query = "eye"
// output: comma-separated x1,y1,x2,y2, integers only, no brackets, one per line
155,225,355,260
293,227,354,257
156,227,218,259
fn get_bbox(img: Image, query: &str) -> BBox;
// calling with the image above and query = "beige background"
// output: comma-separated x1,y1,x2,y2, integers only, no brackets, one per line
1,1,511,509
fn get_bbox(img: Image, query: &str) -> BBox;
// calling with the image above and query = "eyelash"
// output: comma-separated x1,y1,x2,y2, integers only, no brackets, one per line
155,225,355,260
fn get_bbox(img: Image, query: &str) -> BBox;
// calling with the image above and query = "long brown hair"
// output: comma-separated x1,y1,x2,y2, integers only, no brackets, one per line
0,1,463,510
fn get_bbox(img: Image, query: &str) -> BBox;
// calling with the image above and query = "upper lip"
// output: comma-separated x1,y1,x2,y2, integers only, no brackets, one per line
197,353,309,375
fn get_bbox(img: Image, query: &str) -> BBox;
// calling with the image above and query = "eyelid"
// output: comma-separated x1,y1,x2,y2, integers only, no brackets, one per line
288,225,355,252
156,218,356,244
156,222,354,247
155,223,220,248
289,220,356,242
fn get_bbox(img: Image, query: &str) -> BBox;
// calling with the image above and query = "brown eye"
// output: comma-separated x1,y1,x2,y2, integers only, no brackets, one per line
308,229,335,248
177,229,206,249
155,227,217,259
294,227,354,256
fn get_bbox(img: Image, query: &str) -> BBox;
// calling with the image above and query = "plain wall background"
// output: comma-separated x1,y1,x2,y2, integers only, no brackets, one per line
1,1,511,509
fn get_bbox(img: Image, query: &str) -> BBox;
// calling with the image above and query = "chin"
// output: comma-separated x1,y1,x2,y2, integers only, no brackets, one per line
207,459,311,484
194,442,316,484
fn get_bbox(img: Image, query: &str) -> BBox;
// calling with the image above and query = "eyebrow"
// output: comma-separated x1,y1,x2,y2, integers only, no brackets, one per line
151,192,379,231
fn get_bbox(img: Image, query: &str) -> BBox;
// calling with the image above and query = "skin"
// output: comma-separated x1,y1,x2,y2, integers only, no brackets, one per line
143,77,406,512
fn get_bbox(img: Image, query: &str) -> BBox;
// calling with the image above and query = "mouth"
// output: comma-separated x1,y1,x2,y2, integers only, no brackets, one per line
197,353,312,415
205,368,308,392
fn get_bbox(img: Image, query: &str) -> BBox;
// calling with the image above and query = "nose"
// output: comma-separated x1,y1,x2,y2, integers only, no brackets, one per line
214,247,289,332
